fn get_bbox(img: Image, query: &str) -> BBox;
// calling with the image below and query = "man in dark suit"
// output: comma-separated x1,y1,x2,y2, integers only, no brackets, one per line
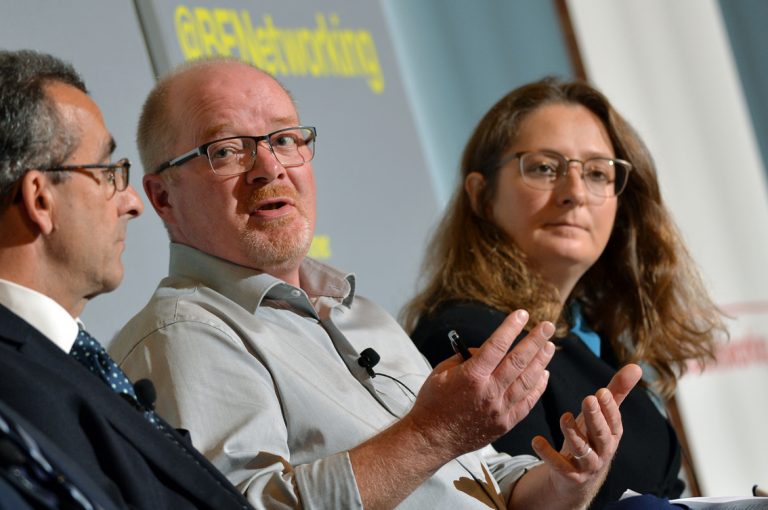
0,49,251,509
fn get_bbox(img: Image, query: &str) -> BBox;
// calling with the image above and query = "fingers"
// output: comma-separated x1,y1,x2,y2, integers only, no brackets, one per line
501,337,554,406
606,364,642,407
580,394,614,457
492,320,555,389
560,387,624,471
468,310,555,381
595,388,623,436
468,310,531,376
532,435,573,472
505,367,550,425
560,411,597,469
572,363,642,432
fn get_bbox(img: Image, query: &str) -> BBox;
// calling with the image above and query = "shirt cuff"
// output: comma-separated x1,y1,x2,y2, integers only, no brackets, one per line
294,451,364,510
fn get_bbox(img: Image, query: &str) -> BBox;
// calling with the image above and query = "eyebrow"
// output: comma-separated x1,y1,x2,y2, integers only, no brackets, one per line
99,137,117,162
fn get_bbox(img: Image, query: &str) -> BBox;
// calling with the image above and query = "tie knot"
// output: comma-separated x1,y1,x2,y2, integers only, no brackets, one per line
74,328,104,352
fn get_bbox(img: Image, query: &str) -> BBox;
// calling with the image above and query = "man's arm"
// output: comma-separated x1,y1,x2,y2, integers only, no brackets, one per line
349,310,556,510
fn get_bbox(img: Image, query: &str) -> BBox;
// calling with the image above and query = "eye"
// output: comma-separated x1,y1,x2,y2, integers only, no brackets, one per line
531,163,557,175
208,139,245,160
271,132,300,148
584,161,614,183
522,154,560,179
585,170,609,182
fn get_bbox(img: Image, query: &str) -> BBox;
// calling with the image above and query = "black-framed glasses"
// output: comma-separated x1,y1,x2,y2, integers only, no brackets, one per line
501,150,632,198
154,126,317,176
42,158,131,194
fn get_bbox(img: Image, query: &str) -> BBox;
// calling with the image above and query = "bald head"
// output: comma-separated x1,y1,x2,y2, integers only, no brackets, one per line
137,58,293,176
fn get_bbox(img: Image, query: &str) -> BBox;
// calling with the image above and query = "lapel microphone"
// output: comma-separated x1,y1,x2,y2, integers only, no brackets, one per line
134,379,157,411
357,348,380,377
119,378,157,412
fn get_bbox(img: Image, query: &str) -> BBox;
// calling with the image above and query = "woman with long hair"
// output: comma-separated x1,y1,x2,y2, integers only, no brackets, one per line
403,77,727,508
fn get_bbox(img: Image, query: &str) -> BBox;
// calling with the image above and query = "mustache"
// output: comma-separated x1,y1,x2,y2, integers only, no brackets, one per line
247,184,300,209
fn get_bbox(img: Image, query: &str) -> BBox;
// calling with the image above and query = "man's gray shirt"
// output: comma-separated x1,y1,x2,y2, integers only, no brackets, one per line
110,243,540,509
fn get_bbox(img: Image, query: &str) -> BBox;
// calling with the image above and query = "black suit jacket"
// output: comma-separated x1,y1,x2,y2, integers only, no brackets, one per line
0,304,251,510
0,398,124,510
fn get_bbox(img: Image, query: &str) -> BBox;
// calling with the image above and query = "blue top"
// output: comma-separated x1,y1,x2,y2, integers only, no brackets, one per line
569,301,601,357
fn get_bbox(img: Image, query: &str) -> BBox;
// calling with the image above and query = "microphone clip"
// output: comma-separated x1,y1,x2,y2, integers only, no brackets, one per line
357,348,380,378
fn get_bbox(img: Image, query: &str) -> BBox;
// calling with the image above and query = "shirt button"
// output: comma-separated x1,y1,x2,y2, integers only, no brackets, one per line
290,289,302,298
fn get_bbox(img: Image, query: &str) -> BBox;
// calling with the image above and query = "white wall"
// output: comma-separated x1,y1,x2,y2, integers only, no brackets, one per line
568,0,768,496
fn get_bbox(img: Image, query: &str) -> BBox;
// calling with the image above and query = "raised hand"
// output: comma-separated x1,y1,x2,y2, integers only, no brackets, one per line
350,310,557,510
520,364,643,509
407,309,556,460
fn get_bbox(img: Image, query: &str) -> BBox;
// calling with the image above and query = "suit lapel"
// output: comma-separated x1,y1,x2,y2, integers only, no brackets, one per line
0,305,247,508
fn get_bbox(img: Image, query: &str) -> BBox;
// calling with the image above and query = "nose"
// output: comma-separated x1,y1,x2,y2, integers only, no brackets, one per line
554,162,588,206
121,185,144,218
245,142,286,184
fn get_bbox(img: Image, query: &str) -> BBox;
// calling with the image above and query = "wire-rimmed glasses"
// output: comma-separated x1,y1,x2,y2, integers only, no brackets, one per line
502,150,632,198
154,126,317,176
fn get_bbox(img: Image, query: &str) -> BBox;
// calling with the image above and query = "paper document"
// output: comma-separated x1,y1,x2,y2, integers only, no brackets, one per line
620,490,768,509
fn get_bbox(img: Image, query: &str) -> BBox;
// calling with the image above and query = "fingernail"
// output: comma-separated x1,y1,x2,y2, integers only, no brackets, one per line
598,388,611,404
541,321,555,337
516,309,529,324
544,341,555,355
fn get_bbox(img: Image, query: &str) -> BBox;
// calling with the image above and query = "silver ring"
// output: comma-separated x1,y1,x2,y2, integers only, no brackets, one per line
573,446,592,460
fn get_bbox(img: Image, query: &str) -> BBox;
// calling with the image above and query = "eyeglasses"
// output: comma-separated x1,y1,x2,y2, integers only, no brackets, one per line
501,151,632,198
42,158,131,195
154,126,317,175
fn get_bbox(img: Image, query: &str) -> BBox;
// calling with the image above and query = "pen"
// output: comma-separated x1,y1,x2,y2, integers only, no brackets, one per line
447,330,471,361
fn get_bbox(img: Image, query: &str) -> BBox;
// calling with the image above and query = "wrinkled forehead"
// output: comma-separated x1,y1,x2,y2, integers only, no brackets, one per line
168,62,298,146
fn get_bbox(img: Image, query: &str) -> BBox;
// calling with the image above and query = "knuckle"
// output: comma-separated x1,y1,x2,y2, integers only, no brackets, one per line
505,351,529,372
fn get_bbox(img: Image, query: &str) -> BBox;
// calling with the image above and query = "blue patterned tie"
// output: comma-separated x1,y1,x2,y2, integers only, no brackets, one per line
70,329,160,428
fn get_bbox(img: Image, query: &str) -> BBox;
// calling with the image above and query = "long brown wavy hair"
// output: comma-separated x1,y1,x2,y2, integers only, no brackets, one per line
402,77,726,398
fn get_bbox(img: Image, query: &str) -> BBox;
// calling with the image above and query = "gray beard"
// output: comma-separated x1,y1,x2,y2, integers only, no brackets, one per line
241,215,313,273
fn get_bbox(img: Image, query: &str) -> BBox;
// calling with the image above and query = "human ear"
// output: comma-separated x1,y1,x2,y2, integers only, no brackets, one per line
20,171,56,235
143,173,175,224
464,172,486,216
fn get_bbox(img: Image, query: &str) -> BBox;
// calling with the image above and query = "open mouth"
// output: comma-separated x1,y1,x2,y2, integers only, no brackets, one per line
259,201,287,211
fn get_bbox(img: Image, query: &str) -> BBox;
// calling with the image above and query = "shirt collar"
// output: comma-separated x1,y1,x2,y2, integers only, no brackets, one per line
0,278,80,352
168,243,356,314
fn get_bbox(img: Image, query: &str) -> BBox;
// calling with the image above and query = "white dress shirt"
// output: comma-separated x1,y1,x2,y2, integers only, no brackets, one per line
0,278,79,352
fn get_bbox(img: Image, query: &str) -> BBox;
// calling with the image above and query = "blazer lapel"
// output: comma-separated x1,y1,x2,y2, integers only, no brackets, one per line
0,305,248,509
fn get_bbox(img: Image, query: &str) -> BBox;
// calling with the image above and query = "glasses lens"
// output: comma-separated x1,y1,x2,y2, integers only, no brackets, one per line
581,159,618,197
583,159,632,197
115,159,130,191
611,161,631,196
519,152,563,190
268,127,316,168
207,137,256,176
